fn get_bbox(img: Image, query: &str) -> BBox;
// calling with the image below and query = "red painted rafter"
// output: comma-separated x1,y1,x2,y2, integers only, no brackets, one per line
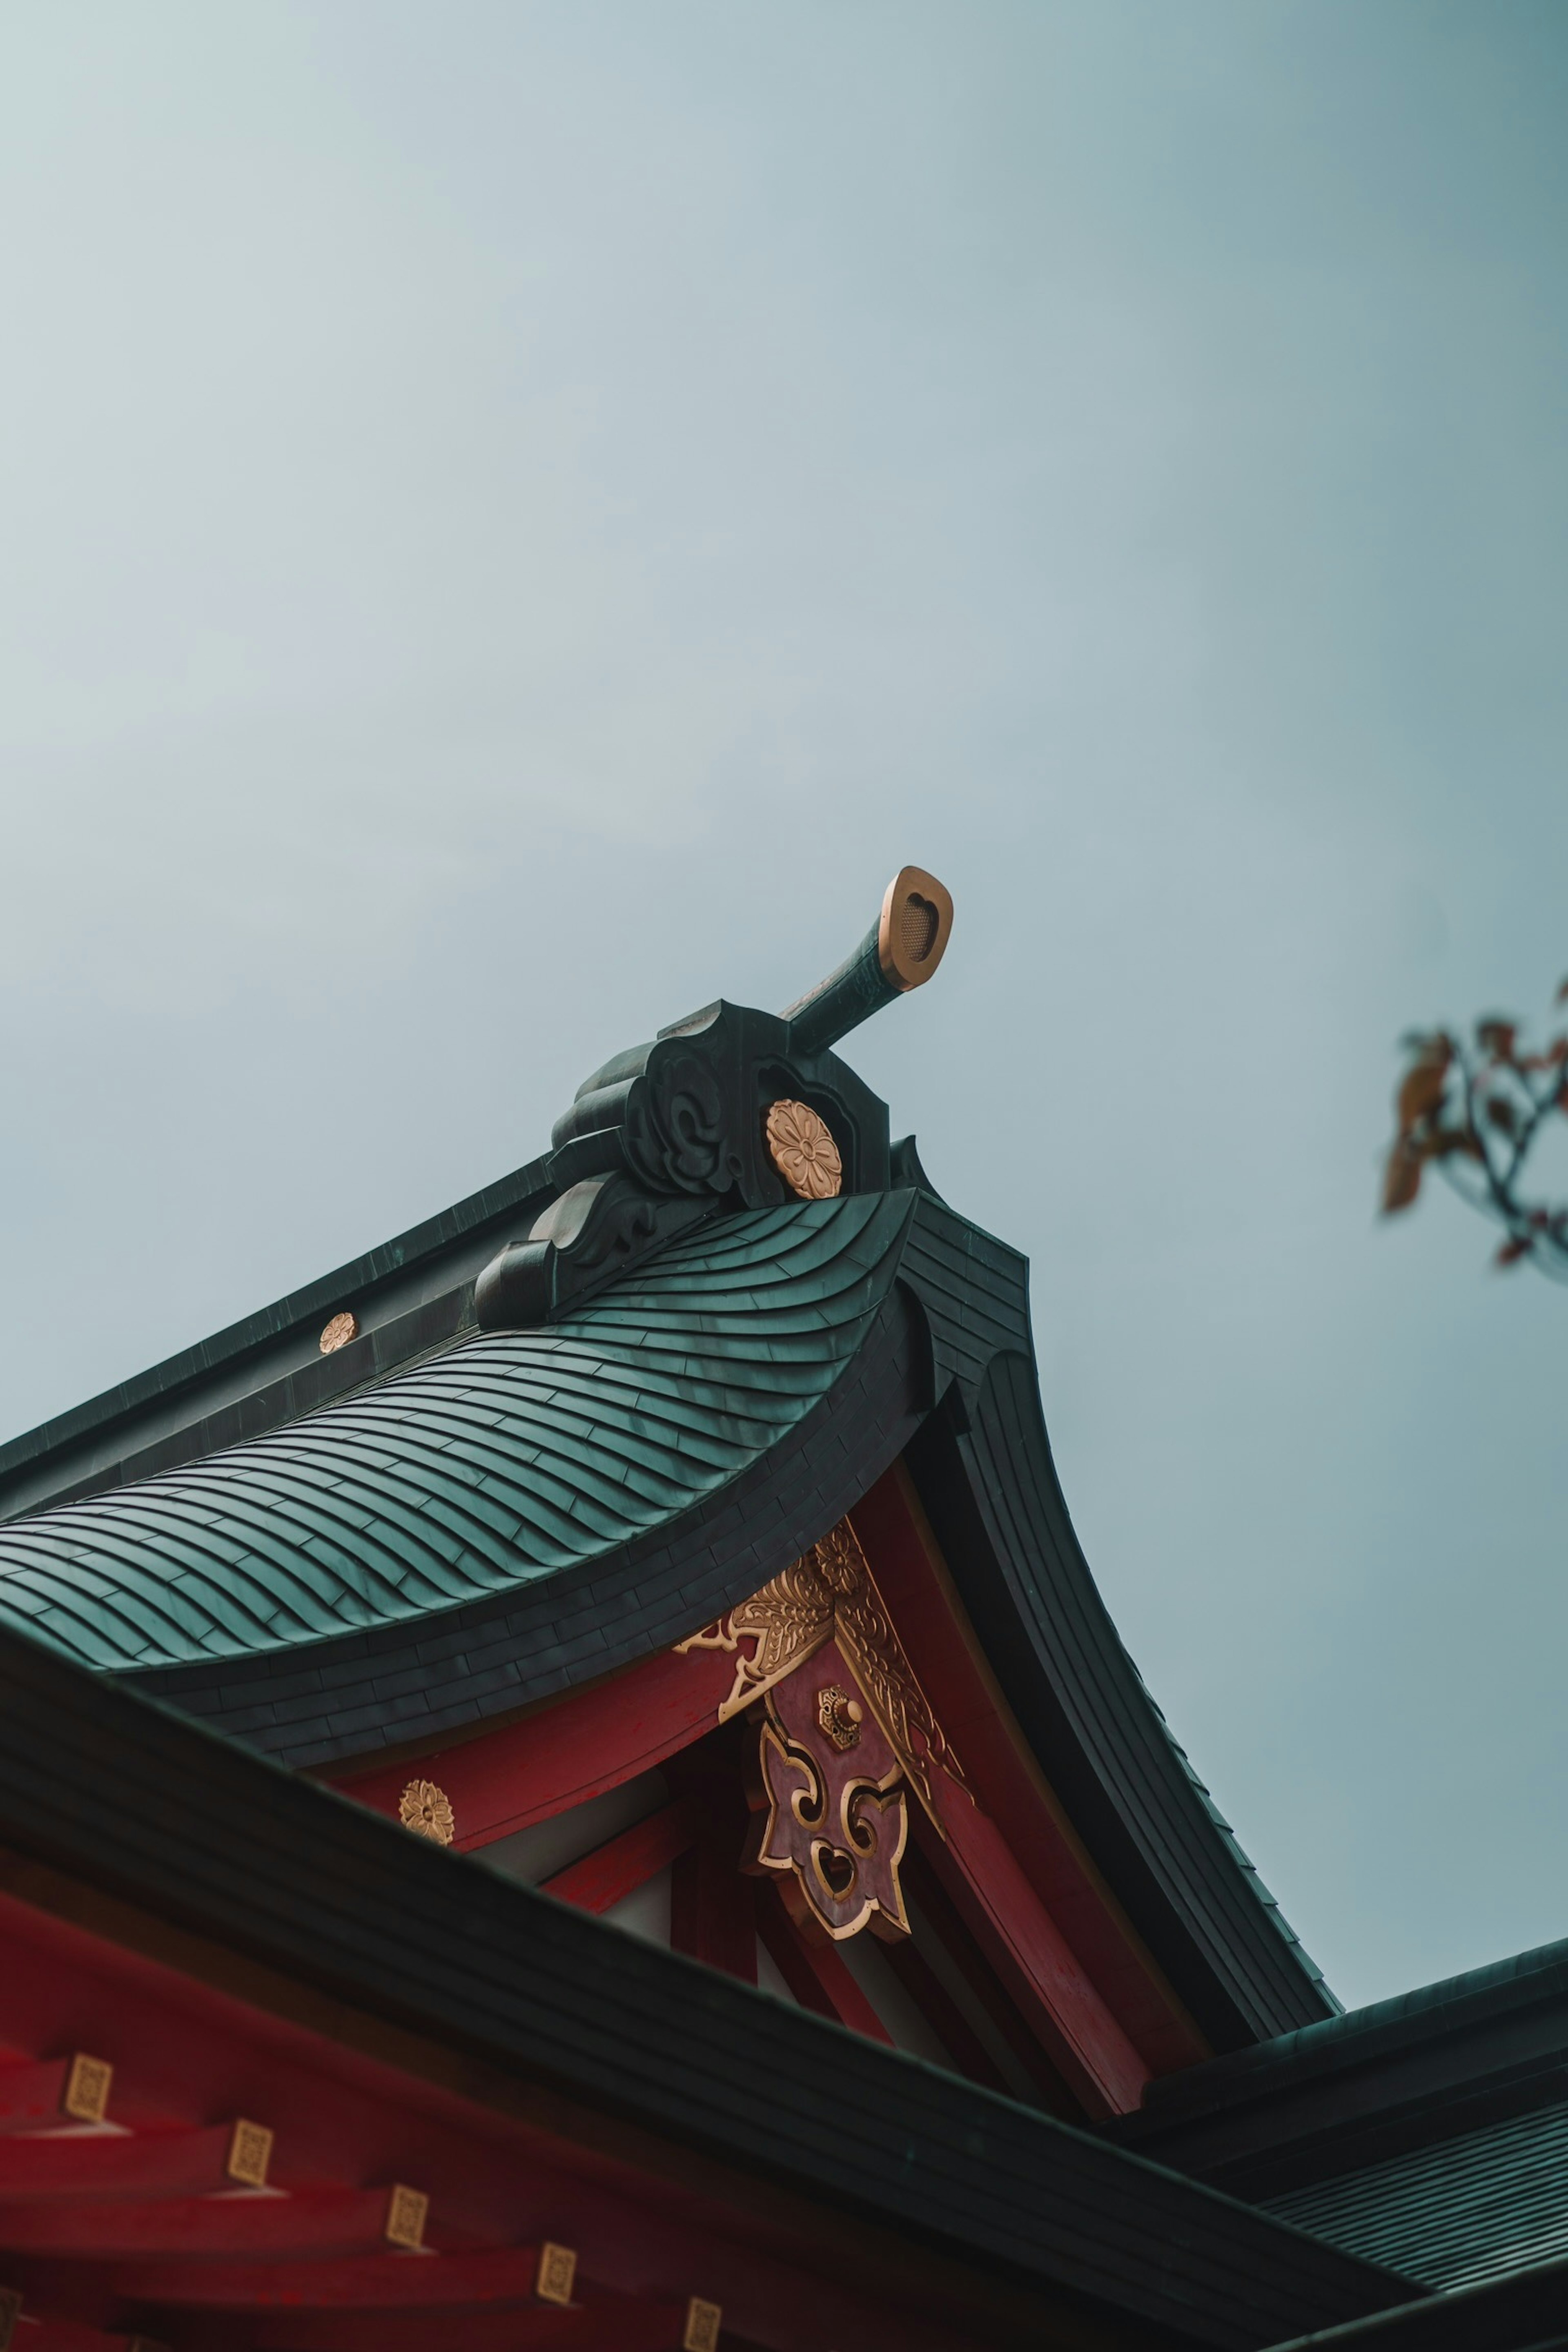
250,2303,686,2352
539,1798,700,1915
0,2055,105,2136
0,2185,416,2259
114,2245,553,2310
0,2123,258,2203
0,1894,956,2352
754,1885,892,2045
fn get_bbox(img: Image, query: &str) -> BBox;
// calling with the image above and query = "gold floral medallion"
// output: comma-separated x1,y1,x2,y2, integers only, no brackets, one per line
764,1099,842,1200
319,1310,359,1355
399,1778,455,1845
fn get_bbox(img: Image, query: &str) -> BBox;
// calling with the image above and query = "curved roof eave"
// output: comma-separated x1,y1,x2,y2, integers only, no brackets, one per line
0,1183,1336,2051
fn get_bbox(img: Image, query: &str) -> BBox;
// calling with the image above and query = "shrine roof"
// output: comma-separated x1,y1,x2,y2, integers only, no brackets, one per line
0,878,1343,2052
0,1610,1418,2352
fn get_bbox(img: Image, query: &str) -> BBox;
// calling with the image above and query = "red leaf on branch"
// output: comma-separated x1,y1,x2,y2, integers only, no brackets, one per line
1396,1051,1450,1132
1486,1095,1519,1136
1477,1018,1519,1062
1381,1138,1423,1213
1495,1236,1532,1267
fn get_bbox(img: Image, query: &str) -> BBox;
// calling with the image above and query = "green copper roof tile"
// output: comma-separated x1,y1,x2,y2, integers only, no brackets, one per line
0,1195,913,1675
1265,2101,1568,2290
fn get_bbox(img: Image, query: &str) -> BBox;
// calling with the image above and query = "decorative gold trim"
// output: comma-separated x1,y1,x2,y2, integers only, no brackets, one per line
764,1098,843,1200
817,1684,863,1750
750,1705,911,1942
319,1310,359,1355
61,2052,112,2125
535,2243,577,2305
399,1778,455,1845
675,1517,966,1826
876,865,953,992
225,2119,273,2188
683,2298,723,2352
384,2183,428,2250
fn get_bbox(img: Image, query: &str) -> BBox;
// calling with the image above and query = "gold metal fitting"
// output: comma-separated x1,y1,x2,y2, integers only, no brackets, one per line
876,866,953,992
535,2242,578,2305
399,1778,456,1845
319,1310,359,1354
225,2118,273,2188
683,2298,723,2352
384,2183,429,2250
61,2053,112,2125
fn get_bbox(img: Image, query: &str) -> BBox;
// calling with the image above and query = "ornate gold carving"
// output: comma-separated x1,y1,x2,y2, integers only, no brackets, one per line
750,1687,910,1942
817,1684,863,1749
399,1779,455,1845
61,2052,112,2125
674,1558,837,1718
675,1517,965,1827
384,2183,428,2250
225,2119,273,2188
536,2243,577,2305
683,2299,723,2352
319,1310,359,1354
764,1098,843,1200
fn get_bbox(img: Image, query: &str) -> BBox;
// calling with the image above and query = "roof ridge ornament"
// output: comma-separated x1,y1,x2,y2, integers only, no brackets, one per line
474,867,954,1329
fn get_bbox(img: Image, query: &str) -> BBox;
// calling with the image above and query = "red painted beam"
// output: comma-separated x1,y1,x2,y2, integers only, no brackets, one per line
754,1888,892,2045
0,2123,262,2204
0,2313,155,2351
853,1466,1209,2078
0,2055,111,2136
330,1646,737,1851
114,2245,551,2311
540,1799,700,1915
251,2303,685,2352
2,2186,414,2259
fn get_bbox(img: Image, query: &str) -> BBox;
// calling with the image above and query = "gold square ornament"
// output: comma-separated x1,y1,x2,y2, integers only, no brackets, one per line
383,2183,429,2250
62,2052,112,2125
225,2118,273,2187
535,2242,578,2305
683,2296,722,2352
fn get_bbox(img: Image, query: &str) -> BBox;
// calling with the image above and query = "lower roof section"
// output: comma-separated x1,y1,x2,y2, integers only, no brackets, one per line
1262,2256,1568,2352
0,1614,1416,2352
1111,1933,1568,2196
0,1182,1339,2052
1114,1934,1568,2306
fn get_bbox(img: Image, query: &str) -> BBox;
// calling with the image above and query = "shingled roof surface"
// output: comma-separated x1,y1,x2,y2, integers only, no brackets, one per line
0,1194,910,1674
1263,2100,1568,2292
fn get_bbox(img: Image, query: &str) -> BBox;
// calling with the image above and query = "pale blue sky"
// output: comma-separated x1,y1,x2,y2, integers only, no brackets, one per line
3,2,1566,2009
